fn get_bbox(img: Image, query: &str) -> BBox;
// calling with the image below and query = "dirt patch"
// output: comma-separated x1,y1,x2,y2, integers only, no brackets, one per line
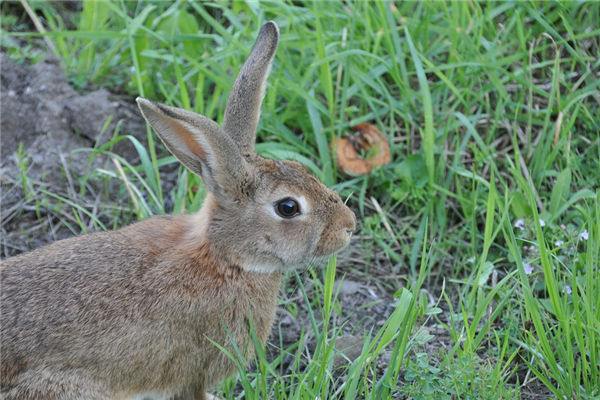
1,53,146,178
1,53,148,256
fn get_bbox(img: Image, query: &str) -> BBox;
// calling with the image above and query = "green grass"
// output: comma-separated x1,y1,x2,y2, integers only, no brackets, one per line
4,1,600,399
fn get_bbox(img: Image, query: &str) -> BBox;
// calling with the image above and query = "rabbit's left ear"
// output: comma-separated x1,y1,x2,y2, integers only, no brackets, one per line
136,98,252,201
222,21,279,154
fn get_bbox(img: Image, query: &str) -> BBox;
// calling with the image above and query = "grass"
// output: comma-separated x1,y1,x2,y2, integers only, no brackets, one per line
3,1,600,399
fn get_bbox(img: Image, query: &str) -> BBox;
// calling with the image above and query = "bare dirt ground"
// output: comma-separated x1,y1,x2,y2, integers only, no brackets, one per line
1,52,150,255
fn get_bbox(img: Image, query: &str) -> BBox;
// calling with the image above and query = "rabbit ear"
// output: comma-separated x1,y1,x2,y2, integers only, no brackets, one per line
136,97,251,201
222,21,279,154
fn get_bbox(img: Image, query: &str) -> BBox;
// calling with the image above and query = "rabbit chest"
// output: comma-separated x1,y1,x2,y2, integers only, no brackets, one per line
126,237,283,391
185,260,282,386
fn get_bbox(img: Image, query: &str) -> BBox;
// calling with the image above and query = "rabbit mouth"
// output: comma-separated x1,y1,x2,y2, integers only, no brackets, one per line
314,233,352,259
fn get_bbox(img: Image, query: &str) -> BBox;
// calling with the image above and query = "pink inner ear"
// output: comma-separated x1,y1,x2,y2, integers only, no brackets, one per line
182,132,206,159
163,117,206,160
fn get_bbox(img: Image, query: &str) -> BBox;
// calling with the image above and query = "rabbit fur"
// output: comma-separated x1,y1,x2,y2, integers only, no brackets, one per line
0,21,356,400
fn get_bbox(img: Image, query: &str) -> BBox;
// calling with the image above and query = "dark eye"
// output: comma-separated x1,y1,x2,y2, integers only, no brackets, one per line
275,198,300,218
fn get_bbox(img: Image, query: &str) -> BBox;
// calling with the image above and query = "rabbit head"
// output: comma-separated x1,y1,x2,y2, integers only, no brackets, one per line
137,21,356,273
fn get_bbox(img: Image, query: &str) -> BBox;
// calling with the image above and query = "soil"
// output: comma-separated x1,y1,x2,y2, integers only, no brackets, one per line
1,53,149,255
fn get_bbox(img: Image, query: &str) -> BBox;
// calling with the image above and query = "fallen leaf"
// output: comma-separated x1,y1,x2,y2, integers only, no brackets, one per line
333,123,390,175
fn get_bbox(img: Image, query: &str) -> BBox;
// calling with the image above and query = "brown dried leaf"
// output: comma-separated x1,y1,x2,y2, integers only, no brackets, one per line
333,123,390,176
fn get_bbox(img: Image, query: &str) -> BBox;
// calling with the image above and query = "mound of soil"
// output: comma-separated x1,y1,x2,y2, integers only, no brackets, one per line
1,53,146,179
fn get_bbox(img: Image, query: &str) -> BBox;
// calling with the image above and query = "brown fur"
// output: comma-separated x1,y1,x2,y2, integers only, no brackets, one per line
0,21,354,399
2,210,281,398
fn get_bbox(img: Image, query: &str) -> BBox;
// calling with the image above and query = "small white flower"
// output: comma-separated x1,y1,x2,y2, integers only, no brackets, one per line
554,240,564,247
514,219,525,231
562,285,572,295
523,263,534,275
539,219,546,227
579,230,589,241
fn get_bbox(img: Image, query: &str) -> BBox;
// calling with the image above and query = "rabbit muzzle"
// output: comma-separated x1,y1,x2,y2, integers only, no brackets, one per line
315,203,356,257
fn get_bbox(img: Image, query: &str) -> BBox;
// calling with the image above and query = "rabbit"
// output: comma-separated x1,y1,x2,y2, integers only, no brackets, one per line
0,21,356,400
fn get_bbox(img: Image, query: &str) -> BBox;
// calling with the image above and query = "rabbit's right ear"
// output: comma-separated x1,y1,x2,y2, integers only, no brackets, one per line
222,21,279,154
136,98,251,201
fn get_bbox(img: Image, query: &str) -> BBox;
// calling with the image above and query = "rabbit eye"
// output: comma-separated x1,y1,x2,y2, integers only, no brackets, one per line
275,198,300,218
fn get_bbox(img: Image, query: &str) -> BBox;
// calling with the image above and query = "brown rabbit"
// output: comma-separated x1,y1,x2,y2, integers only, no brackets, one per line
0,21,356,400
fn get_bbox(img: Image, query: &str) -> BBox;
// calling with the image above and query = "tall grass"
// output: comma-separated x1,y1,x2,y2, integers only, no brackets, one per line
4,1,599,398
